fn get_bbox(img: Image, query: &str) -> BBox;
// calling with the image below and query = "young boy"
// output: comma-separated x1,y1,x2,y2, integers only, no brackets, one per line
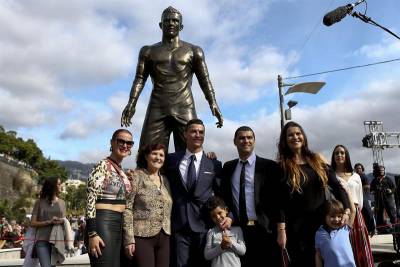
204,196,246,267
315,199,356,267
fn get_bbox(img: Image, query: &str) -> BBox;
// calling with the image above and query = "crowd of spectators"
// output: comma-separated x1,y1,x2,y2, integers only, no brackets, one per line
0,215,87,257
0,217,24,249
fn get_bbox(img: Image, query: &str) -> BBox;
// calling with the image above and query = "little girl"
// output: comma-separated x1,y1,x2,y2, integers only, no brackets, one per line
204,196,246,267
315,199,356,267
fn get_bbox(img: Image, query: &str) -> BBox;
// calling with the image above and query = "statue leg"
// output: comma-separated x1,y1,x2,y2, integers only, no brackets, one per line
171,120,187,152
171,111,197,152
139,110,171,151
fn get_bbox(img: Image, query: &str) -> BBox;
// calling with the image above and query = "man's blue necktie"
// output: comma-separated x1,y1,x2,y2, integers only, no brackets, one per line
186,155,196,191
239,160,248,224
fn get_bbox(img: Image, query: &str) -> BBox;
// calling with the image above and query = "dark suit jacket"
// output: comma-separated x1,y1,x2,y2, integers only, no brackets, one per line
165,151,222,233
220,155,280,233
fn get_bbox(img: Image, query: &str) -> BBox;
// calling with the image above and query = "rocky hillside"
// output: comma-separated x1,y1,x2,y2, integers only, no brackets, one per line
0,159,38,202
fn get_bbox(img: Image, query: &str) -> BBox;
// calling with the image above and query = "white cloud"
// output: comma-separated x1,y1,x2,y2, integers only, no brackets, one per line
355,36,400,59
0,0,135,129
0,1,133,89
0,88,71,128
208,46,299,102
59,102,115,140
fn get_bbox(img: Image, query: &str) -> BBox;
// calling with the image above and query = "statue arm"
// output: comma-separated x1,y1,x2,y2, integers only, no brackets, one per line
193,46,223,127
121,46,151,127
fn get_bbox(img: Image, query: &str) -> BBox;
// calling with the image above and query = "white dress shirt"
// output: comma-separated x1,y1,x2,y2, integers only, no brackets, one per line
231,152,257,220
179,149,203,184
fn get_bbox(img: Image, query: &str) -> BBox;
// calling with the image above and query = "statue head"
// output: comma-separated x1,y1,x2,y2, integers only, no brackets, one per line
159,6,183,36
161,6,183,24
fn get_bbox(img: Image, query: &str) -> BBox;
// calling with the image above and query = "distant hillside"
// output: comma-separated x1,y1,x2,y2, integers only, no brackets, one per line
57,160,95,180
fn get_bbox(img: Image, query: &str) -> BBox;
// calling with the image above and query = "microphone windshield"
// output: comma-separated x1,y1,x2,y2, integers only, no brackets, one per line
323,6,350,26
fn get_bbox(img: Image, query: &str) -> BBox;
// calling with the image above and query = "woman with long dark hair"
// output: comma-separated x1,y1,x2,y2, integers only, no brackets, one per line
331,145,374,266
276,122,351,266
123,143,172,267
31,177,65,267
85,129,133,267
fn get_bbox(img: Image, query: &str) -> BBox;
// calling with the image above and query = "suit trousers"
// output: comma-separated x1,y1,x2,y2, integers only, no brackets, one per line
171,224,208,267
241,223,281,267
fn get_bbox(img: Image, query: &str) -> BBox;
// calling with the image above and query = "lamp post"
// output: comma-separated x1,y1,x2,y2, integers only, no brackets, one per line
278,75,326,129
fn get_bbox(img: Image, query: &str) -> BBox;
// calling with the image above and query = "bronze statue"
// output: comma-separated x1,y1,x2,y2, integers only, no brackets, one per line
121,6,223,152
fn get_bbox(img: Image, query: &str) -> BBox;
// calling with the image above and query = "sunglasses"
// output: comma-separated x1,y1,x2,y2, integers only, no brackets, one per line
116,138,134,148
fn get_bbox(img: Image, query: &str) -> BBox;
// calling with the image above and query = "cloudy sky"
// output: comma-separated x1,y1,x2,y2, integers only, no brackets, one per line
1,0,400,173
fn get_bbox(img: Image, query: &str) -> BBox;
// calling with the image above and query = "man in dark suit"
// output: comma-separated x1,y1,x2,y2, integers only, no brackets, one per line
220,126,281,267
165,119,229,267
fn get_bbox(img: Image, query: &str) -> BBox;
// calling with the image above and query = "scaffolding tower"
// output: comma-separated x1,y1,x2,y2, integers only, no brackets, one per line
362,121,400,166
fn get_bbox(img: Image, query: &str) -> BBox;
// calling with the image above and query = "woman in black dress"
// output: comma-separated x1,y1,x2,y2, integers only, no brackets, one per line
276,122,351,267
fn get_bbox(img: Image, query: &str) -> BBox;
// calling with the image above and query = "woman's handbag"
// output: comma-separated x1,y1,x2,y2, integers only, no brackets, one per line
31,200,41,259
31,226,38,259
31,241,38,259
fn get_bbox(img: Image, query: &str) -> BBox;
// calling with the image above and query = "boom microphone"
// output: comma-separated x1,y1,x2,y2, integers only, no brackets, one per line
323,6,351,26
323,0,365,26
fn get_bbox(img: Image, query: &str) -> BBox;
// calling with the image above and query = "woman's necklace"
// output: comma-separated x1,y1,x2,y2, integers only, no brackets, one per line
50,197,58,207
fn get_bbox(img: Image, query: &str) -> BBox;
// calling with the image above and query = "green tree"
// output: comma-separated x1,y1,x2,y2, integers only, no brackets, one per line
6,131,17,137
16,139,43,167
37,159,68,182
0,131,16,154
61,184,87,216
0,194,32,222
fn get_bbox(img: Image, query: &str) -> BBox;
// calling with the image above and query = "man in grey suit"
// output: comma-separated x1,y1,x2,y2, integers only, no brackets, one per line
165,119,230,267
220,126,281,267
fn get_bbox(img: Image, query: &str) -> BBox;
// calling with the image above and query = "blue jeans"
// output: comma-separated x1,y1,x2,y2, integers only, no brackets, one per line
36,241,54,267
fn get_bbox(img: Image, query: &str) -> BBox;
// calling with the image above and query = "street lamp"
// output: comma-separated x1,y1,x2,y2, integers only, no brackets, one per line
285,100,298,120
278,75,326,129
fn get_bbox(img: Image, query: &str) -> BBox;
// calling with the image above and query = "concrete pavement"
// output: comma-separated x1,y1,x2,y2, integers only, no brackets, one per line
370,234,400,266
